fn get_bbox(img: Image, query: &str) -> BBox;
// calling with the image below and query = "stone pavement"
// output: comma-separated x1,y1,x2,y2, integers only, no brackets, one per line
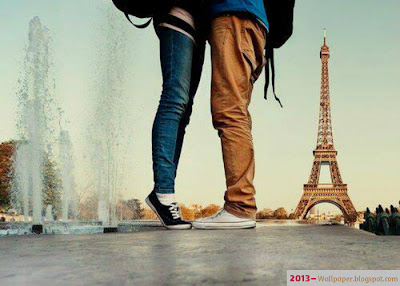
0,223,399,286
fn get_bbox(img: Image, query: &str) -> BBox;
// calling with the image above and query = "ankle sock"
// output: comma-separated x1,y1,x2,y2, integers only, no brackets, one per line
156,193,175,206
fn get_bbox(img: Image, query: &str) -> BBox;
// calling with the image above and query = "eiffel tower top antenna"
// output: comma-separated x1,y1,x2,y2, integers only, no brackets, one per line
317,28,333,150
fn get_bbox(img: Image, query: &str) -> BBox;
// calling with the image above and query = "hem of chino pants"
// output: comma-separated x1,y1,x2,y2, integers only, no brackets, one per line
153,187,175,194
224,203,256,220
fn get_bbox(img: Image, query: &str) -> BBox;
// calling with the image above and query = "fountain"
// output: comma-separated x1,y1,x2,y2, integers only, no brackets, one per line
88,3,130,233
45,205,54,222
6,17,85,235
11,17,53,234
59,127,78,222
2,3,131,236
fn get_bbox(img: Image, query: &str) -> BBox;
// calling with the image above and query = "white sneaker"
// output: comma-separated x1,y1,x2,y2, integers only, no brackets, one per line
192,209,256,230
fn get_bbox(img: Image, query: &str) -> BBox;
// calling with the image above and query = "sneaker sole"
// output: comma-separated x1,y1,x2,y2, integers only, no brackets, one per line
145,197,192,230
191,221,256,230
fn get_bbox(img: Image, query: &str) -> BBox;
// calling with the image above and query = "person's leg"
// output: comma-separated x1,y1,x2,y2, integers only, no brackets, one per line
152,27,195,195
209,16,266,219
173,41,205,167
147,27,197,230
192,15,266,229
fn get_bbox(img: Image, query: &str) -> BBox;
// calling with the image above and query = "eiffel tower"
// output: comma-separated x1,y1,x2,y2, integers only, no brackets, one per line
294,30,357,223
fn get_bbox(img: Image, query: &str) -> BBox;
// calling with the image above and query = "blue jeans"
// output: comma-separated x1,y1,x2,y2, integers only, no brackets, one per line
152,27,204,194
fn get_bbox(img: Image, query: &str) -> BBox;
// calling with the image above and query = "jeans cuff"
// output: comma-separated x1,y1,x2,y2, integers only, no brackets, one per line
154,187,175,194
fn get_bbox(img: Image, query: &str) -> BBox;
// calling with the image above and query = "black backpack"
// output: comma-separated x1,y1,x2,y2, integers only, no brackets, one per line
263,0,295,107
112,0,177,28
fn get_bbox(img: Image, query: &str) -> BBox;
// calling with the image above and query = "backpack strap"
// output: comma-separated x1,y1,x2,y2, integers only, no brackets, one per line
124,12,153,29
265,43,283,108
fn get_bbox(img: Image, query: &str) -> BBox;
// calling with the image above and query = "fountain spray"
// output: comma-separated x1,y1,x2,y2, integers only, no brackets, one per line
12,17,55,234
59,128,77,222
89,3,130,233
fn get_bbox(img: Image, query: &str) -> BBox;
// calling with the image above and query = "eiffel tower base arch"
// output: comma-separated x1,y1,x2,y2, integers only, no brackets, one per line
294,186,357,224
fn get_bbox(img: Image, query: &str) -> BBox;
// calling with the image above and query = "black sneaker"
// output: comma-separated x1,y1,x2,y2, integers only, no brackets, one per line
145,191,192,230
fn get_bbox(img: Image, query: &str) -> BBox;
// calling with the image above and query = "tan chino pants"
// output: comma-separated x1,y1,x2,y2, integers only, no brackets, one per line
210,15,266,219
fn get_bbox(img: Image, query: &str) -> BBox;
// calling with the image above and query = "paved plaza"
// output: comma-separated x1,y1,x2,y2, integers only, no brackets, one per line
0,223,399,285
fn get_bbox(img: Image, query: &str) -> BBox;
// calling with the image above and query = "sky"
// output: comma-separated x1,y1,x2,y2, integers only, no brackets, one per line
0,0,400,213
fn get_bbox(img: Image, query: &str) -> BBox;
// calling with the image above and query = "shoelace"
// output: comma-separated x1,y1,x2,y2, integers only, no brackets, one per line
169,203,181,220
211,209,225,219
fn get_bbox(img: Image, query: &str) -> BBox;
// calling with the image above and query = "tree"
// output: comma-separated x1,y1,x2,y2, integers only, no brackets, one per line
256,208,274,219
180,204,195,221
43,158,62,218
201,204,220,218
333,214,344,223
142,208,157,220
78,194,98,221
0,141,15,210
273,207,288,219
0,140,62,217
125,199,144,220
356,211,364,221
190,204,203,219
